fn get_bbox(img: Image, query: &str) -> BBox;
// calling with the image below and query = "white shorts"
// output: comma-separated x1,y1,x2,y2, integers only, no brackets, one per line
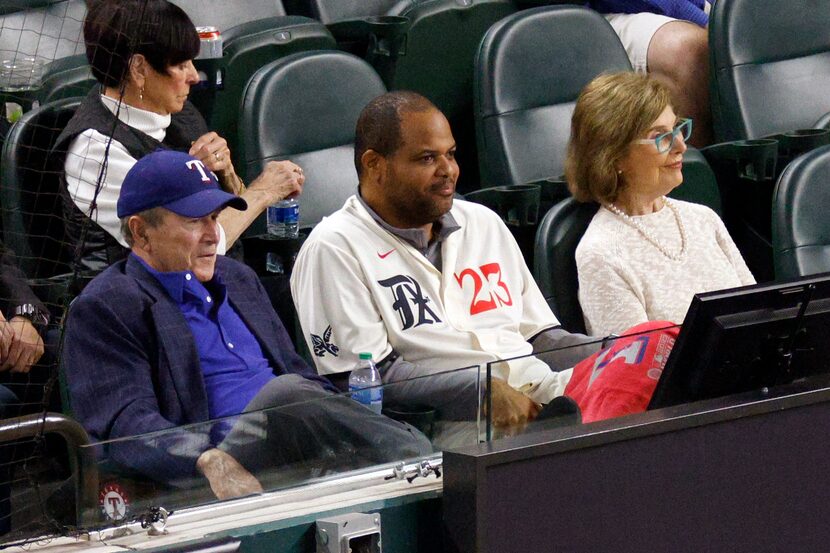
604,12,677,73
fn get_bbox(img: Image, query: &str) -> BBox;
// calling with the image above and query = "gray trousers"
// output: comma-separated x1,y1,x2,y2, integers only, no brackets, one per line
219,375,432,481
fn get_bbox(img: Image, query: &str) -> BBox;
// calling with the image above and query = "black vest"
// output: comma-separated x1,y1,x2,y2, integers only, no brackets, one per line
53,88,209,273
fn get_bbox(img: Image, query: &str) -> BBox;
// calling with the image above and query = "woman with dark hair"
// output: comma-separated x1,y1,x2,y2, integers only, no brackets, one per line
566,72,754,337
55,0,304,271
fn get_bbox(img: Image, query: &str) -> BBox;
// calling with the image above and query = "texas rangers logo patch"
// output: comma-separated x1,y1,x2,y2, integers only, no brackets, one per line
378,275,442,330
311,325,339,358
99,481,130,521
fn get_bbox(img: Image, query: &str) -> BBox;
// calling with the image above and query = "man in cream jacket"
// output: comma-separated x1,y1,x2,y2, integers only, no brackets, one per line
292,92,598,430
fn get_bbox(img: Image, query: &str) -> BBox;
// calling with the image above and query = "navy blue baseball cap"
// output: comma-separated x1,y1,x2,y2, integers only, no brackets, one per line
117,150,247,218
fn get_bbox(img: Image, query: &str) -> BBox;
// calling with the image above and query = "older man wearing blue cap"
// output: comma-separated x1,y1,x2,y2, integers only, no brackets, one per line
63,150,430,500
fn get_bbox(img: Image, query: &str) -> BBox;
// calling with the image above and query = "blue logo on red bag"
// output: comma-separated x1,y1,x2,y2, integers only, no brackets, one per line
588,336,649,389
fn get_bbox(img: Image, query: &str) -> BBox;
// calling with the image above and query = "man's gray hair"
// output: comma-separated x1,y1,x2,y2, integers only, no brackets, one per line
120,207,167,247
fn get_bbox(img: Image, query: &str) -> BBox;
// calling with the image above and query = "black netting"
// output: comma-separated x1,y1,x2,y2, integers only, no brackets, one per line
1,0,88,545
0,0,317,544
1,0,132,545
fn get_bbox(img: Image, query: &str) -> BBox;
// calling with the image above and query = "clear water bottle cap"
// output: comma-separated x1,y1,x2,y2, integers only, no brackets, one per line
358,352,372,360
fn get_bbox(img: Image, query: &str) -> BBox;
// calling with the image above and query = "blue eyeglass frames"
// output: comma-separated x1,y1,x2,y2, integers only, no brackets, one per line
633,118,693,153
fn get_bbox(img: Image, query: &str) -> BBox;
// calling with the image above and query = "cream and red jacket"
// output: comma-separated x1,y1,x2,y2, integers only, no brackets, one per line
291,196,572,404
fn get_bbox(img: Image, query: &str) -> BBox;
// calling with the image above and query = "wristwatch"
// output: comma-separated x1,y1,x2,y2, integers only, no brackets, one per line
13,303,49,329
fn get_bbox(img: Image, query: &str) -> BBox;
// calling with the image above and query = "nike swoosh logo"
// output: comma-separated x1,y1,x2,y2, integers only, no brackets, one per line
378,249,396,259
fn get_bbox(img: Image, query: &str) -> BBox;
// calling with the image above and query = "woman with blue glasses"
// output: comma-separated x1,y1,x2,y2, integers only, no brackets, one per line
565,72,754,337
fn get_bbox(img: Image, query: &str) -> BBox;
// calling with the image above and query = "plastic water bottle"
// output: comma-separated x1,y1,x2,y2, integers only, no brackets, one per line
349,352,383,414
267,198,299,239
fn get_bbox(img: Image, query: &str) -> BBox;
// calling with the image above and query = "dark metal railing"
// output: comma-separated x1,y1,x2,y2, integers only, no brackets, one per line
0,412,97,528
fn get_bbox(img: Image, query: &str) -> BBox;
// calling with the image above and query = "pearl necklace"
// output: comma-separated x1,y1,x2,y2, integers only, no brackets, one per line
606,197,687,261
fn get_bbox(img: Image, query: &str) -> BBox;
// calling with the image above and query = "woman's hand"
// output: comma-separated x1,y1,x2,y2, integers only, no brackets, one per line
189,132,244,195
247,161,305,205
214,160,305,248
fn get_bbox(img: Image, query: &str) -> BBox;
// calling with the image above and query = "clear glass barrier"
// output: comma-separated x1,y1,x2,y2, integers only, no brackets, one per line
74,365,481,529
484,324,682,441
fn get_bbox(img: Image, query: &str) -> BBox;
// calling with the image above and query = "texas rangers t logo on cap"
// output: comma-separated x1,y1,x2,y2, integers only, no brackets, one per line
185,159,212,183
117,150,247,218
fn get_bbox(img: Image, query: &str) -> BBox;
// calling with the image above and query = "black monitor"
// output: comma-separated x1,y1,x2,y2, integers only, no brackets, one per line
649,273,830,409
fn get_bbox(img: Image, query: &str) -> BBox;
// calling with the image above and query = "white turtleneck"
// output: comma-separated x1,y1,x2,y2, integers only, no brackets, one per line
64,95,227,252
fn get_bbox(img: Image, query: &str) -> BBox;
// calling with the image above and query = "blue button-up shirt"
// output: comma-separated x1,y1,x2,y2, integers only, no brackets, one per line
134,254,275,420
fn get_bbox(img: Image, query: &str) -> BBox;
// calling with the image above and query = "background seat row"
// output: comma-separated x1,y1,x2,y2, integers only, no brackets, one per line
2,0,830,323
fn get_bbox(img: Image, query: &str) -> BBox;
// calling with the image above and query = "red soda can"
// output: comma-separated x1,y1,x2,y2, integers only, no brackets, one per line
196,26,223,59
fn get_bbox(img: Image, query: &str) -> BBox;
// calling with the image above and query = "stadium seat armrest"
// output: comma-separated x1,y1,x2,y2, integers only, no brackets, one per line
327,15,410,44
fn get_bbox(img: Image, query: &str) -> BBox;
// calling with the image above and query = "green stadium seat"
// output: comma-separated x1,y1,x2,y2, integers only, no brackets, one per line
383,0,517,193
285,0,517,193
207,16,336,171
0,0,85,65
0,97,80,280
534,198,598,334
239,50,386,232
772,144,830,281
38,53,95,103
474,5,630,189
709,0,830,143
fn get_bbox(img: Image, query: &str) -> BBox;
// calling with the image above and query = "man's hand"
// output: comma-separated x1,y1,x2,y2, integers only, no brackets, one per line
488,378,541,429
189,132,244,195
196,448,263,500
0,313,44,373
247,160,305,205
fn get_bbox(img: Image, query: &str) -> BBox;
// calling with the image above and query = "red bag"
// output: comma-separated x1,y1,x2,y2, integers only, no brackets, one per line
564,321,679,423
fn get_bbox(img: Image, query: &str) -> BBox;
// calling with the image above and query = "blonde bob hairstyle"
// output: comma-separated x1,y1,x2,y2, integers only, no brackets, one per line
565,72,673,204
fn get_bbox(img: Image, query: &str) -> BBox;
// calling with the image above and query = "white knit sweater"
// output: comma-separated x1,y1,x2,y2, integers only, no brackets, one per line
576,199,755,337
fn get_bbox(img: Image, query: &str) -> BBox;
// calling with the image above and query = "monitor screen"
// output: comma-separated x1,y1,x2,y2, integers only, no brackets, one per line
649,273,830,409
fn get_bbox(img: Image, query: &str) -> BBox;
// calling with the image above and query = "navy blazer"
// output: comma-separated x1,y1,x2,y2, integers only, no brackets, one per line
63,254,333,484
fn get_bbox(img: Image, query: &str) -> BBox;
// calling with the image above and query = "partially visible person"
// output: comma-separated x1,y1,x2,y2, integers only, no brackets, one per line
292,91,600,436
55,0,305,273
589,0,713,145
0,239,49,534
0,241,47,379
567,72,754,338
63,150,430,499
